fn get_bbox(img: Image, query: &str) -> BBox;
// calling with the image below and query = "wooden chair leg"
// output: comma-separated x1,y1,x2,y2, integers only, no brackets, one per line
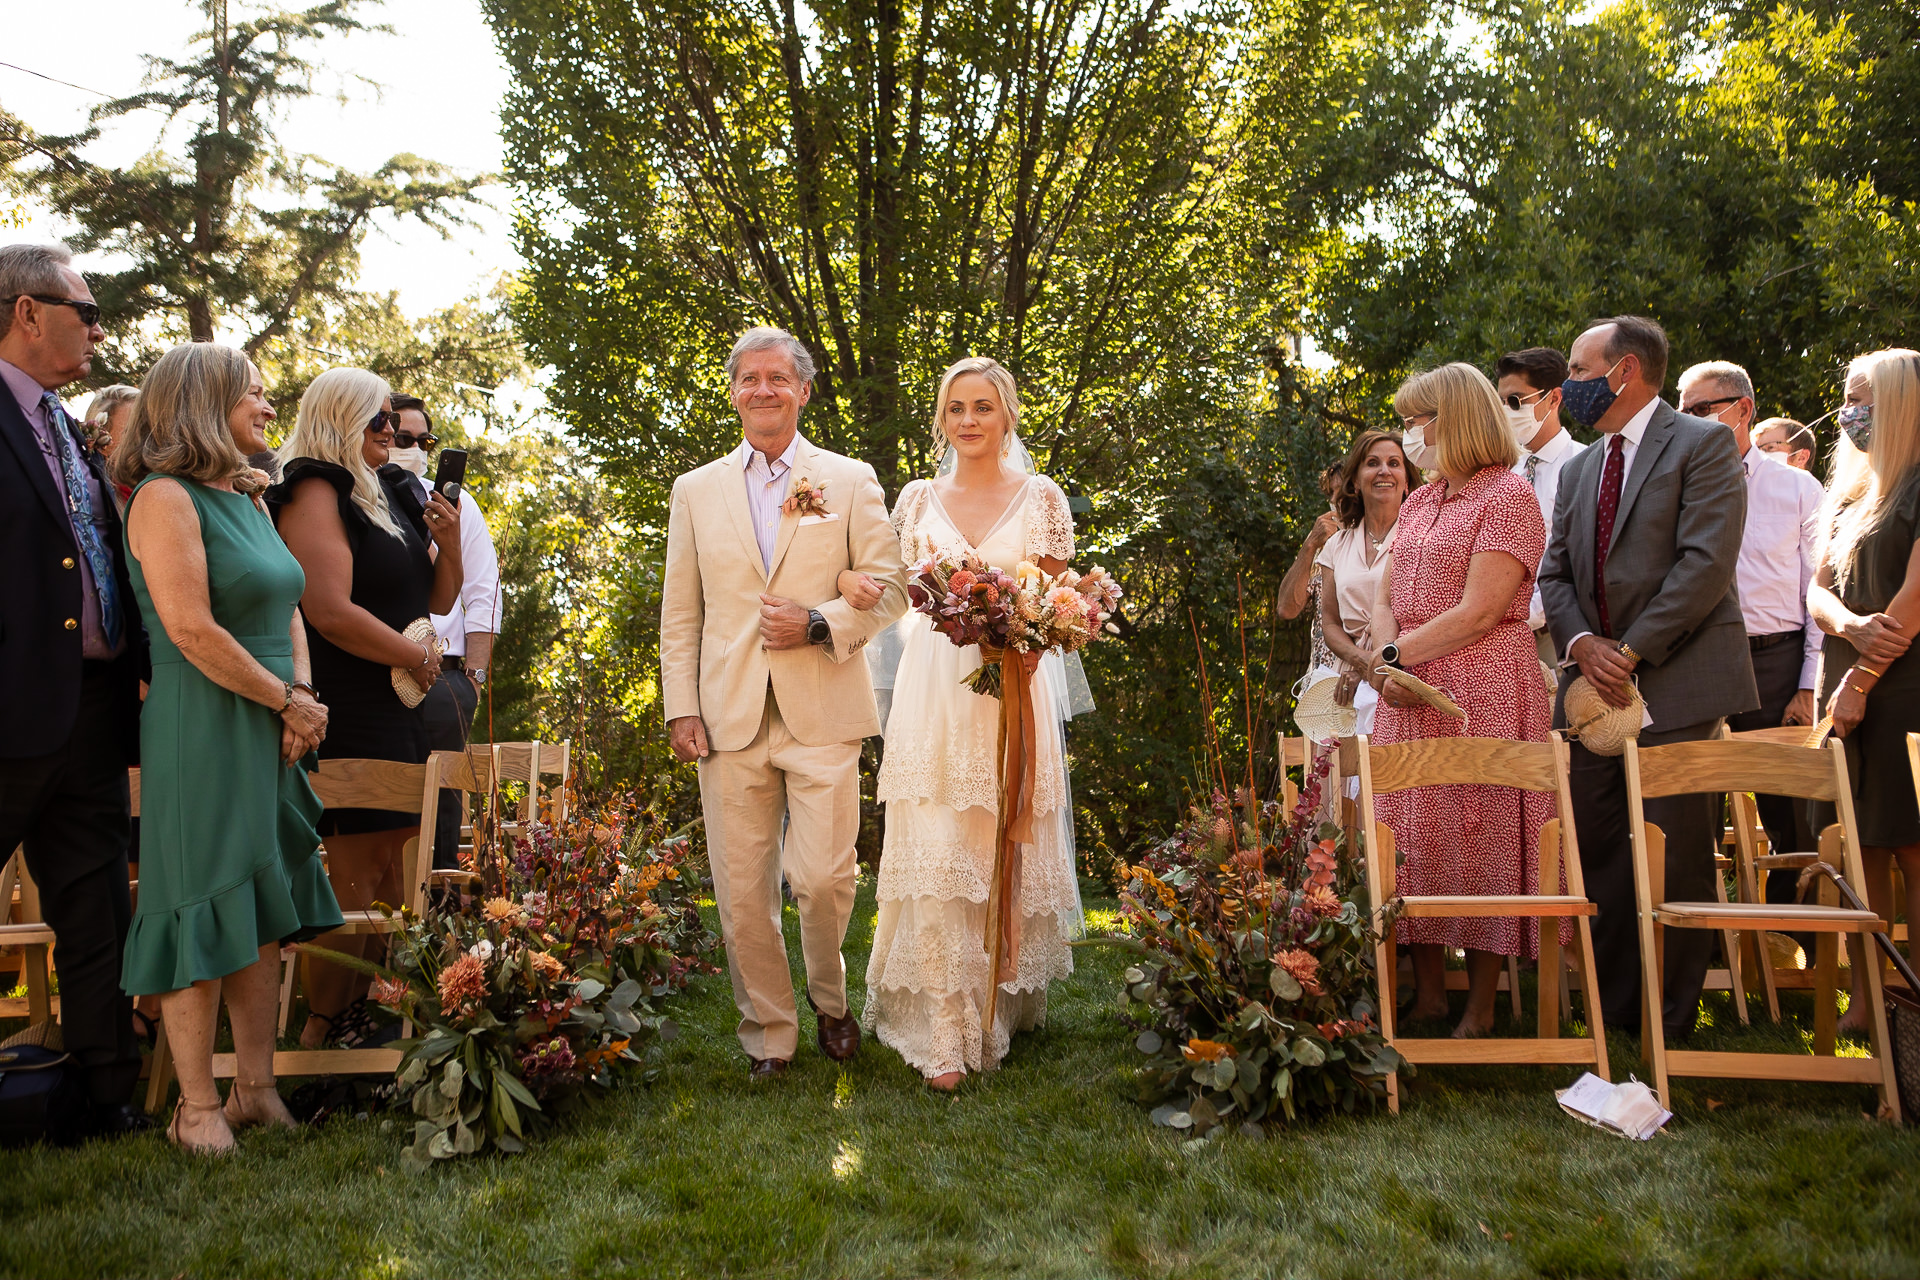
23,943,50,1023
1506,954,1523,1020
1538,918,1563,1039
1854,929,1903,1122
145,1020,175,1113
277,947,298,1036
1814,879,1840,1056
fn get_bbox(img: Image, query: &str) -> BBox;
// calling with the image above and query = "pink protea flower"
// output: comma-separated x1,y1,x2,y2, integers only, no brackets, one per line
437,952,488,1014
1275,948,1325,996
370,975,411,1008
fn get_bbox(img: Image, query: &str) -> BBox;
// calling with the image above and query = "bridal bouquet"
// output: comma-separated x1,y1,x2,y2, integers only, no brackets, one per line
906,550,1122,697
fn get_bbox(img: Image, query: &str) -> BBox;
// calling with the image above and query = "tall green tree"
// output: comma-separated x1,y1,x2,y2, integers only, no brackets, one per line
1308,0,1920,422
0,0,487,381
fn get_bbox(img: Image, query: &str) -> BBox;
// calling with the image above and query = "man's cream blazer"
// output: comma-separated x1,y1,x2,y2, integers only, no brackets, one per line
660,437,909,752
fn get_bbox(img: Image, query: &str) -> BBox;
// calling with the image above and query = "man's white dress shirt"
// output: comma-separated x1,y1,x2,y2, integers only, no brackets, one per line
1512,425,1585,630
1736,444,1826,688
403,474,502,656
737,434,800,574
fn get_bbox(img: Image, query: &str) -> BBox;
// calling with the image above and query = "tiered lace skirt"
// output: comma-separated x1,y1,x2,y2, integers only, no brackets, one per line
863,616,1081,1077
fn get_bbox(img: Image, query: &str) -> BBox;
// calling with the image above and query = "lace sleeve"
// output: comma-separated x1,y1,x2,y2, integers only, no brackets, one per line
1027,475,1076,561
891,479,932,565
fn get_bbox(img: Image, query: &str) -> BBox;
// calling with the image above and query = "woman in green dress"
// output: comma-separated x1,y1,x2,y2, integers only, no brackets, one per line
114,343,341,1154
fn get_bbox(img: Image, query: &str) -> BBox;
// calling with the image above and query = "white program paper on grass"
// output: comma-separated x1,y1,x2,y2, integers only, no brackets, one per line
1556,1072,1672,1140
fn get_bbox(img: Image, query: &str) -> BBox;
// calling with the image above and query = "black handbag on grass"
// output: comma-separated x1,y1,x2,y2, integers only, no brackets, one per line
0,1043,89,1148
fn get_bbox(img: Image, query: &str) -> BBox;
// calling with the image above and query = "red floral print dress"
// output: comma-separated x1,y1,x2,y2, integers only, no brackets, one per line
1374,466,1558,956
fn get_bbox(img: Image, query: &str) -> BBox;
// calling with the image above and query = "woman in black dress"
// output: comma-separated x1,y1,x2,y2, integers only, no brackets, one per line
1810,346,1920,1033
268,367,463,1047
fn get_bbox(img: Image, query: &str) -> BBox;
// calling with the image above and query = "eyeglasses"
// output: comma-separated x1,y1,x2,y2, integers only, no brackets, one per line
1681,395,1744,417
364,410,398,433
1502,388,1550,412
1398,414,1435,431
392,430,437,450
5,295,102,327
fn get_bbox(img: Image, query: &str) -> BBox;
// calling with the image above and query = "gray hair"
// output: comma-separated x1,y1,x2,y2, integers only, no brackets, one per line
0,243,79,342
725,325,815,384
1677,359,1754,402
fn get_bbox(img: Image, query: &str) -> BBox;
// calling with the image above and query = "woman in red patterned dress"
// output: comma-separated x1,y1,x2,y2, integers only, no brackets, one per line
1365,363,1552,1037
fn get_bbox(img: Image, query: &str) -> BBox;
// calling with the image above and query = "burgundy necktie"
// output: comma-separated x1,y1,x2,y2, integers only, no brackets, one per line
1592,434,1627,638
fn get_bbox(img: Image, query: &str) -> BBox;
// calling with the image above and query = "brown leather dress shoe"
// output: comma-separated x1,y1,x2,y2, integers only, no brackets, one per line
811,1002,861,1062
749,1057,790,1082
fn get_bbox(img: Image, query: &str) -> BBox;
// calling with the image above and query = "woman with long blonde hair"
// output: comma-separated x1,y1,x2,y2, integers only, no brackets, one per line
838,356,1085,1089
1808,347,1920,1032
265,366,463,1049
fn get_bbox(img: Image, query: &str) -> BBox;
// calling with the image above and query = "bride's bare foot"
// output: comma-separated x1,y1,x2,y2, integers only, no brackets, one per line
225,1079,298,1129
925,1071,964,1092
1409,999,1450,1023
1836,1010,1871,1037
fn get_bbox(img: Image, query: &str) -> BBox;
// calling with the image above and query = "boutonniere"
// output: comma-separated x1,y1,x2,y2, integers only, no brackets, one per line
782,475,830,518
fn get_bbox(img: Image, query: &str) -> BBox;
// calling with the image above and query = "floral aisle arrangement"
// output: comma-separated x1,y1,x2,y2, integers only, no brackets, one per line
1099,755,1408,1136
306,786,720,1168
905,550,1121,696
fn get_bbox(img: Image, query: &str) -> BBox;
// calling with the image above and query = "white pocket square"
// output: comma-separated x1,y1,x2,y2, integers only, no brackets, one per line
798,512,840,525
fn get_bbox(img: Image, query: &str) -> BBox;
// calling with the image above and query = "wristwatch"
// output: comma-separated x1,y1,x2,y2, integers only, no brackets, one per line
806,609,832,646
1617,642,1641,668
467,667,488,687
1380,642,1405,670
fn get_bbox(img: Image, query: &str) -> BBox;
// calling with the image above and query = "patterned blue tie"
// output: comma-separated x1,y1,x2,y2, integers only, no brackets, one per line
41,392,123,648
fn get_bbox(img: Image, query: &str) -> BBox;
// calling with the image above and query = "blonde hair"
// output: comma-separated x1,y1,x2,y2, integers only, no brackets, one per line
1820,347,1920,579
82,384,138,439
279,366,401,537
111,344,257,492
1392,362,1518,476
930,356,1021,463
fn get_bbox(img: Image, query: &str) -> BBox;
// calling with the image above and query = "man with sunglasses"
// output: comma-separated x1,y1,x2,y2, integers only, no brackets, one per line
384,393,500,872
1497,346,1586,662
1677,360,1826,894
0,242,149,1139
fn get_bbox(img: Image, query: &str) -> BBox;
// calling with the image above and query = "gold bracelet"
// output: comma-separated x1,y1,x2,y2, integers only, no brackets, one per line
1853,663,1884,679
1845,673,1875,695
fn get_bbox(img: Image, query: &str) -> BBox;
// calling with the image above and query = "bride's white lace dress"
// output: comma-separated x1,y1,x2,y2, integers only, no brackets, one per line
862,474,1084,1077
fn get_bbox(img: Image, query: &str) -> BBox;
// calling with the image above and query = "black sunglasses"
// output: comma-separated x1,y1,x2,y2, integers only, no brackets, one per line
392,430,438,450
364,410,398,433
1502,388,1550,412
1682,395,1744,416
6,294,102,327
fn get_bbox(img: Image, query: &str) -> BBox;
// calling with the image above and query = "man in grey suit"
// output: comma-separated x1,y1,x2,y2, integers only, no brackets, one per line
1539,315,1758,1037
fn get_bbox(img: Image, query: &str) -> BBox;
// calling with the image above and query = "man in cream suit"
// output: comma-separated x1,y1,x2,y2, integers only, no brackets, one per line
660,326,907,1080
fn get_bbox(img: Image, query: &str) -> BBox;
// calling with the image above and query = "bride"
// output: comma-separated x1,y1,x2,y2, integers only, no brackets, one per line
836,356,1084,1090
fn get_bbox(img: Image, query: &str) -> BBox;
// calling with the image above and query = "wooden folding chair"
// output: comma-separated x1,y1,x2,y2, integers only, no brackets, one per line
1348,732,1609,1113
145,753,466,1110
1623,735,1900,1118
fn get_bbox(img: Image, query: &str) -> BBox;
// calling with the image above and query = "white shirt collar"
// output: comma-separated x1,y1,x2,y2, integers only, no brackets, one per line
1526,426,1581,464
736,433,802,471
1609,396,1660,449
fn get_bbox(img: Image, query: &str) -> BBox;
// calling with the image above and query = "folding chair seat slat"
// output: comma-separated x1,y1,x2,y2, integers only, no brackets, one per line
1398,895,1595,917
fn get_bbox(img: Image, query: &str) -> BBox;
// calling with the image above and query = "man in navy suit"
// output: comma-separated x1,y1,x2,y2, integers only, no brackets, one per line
0,242,148,1137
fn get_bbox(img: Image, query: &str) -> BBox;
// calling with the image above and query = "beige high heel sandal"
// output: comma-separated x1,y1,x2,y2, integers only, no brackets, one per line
224,1078,298,1129
169,1096,236,1155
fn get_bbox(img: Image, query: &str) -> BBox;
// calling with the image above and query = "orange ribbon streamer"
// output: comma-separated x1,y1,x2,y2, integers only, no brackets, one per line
982,646,1038,1040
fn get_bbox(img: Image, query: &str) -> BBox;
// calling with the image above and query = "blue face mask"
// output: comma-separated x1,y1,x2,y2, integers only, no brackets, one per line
1837,403,1872,451
1560,358,1626,429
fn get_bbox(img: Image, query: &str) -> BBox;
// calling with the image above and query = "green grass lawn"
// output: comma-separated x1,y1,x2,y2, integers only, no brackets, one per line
5,877,1918,1279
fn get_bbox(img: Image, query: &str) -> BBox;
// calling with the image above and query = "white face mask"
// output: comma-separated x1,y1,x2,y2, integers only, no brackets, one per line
1506,404,1542,451
388,445,430,478
1401,421,1440,472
